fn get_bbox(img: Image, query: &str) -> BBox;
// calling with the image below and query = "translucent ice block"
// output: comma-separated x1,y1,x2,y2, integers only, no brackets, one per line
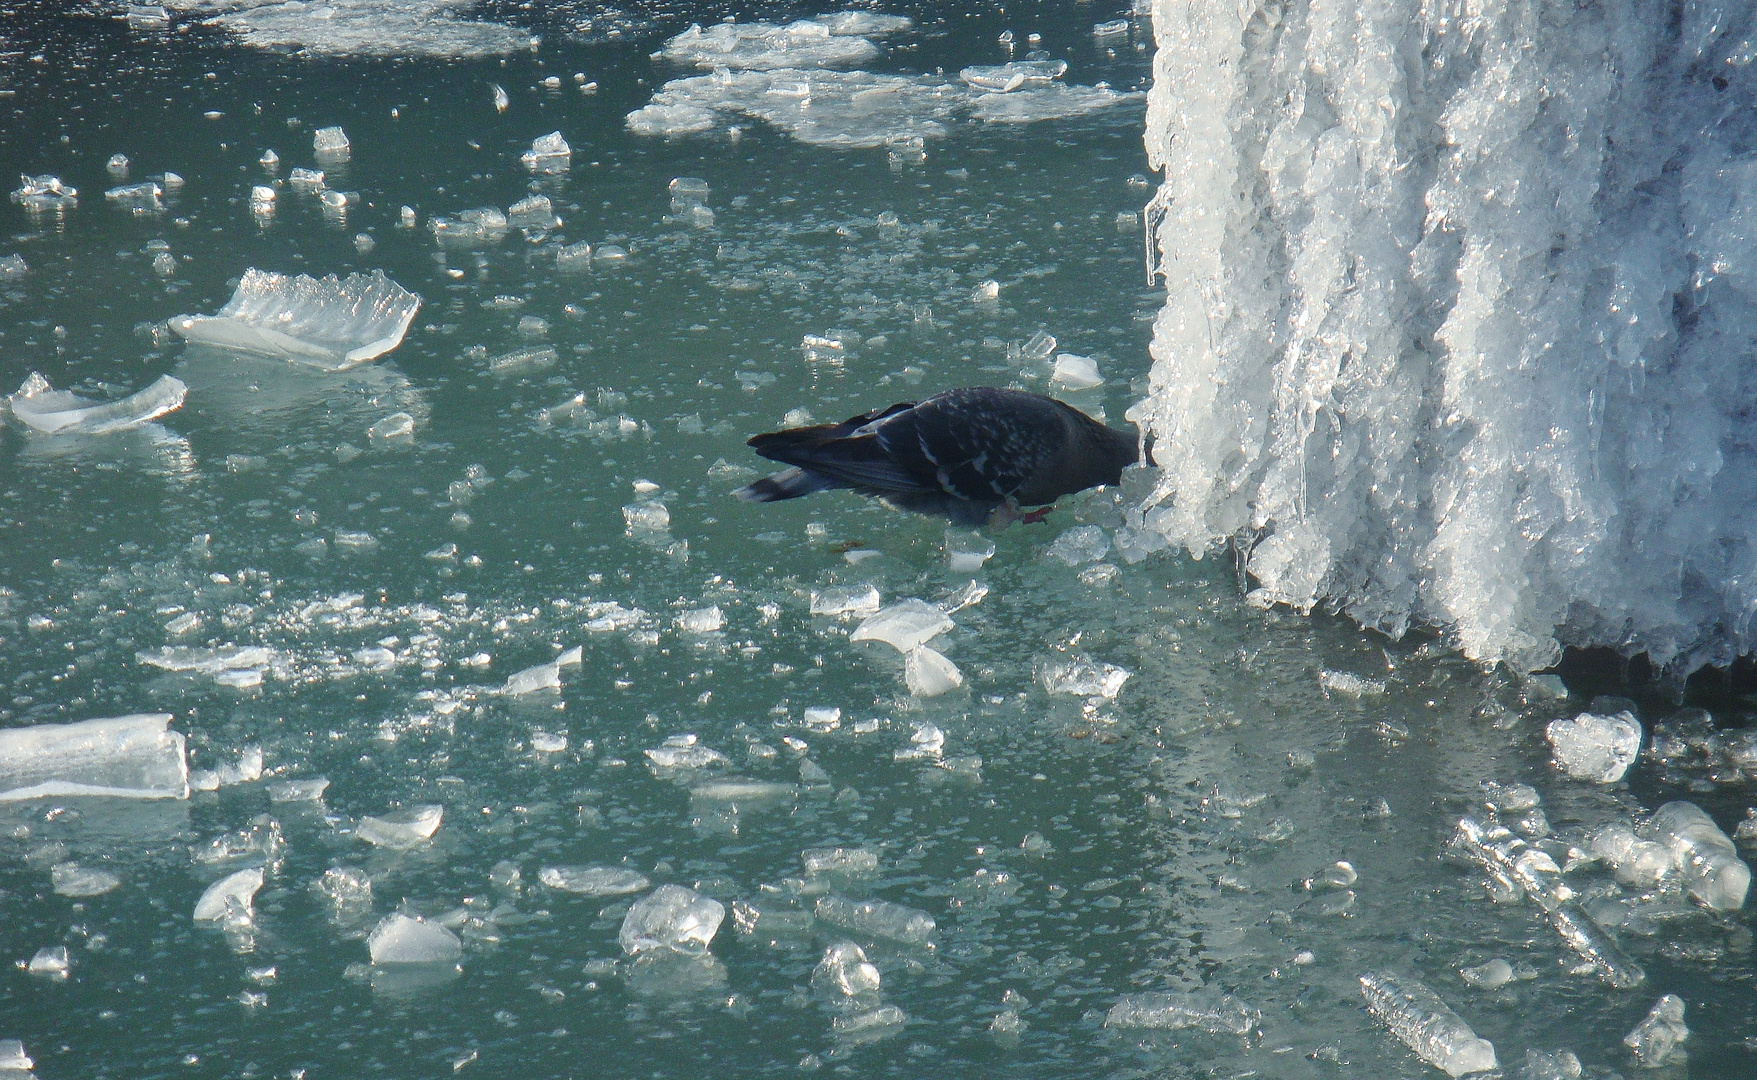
1104,991,1258,1034
850,600,952,652
1640,801,1750,910
904,646,963,697
538,865,650,896
356,804,443,849
814,895,936,947
170,268,421,370
0,714,188,800
1546,711,1642,783
1623,994,1687,1067
619,884,725,956
368,913,462,964
8,372,186,434
193,867,264,922
1359,971,1497,1077
812,940,881,997
521,131,571,172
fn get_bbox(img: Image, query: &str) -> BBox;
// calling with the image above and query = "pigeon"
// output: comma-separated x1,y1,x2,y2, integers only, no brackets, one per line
734,387,1147,526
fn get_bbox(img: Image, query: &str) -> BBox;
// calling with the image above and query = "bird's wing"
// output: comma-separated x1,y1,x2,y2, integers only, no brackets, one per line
880,389,1065,503
754,431,938,494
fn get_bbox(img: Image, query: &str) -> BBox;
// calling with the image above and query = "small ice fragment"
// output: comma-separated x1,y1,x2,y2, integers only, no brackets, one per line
530,731,567,752
622,501,671,533
368,412,414,440
1546,711,1642,783
250,185,276,207
814,895,936,947
1639,801,1750,910
107,153,129,175
503,661,561,696
538,866,650,896
619,884,724,956
1624,995,1687,1067
1020,329,1057,358
557,646,583,666
676,606,725,633
318,866,372,906
259,148,280,171
1040,657,1131,698
368,913,462,964
288,167,324,191
399,205,416,227
811,584,881,616
194,867,264,922
268,777,329,803
28,946,69,977
802,847,879,876
213,746,263,786
136,645,272,677
947,529,996,572
0,1041,33,1072
1050,353,1103,390
1104,992,1259,1035
645,742,728,769
151,250,176,276
170,269,421,370
556,240,592,270
521,131,571,172
669,176,710,208
52,862,121,897
1359,971,1497,1078
1459,959,1513,989
904,646,963,697
356,804,443,849
1320,669,1388,697
312,126,349,158
1093,18,1130,35
803,706,842,732
487,345,557,373
1046,525,1110,565
832,1005,908,1040
813,941,881,996
594,243,628,262
895,722,944,761
0,254,25,281
971,279,1000,301
0,713,188,801
9,372,186,434
159,171,183,189
506,194,559,230
491,83,509,112
851,599,952,652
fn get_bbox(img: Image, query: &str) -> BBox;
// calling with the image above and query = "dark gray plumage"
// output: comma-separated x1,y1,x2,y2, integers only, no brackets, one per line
734,387,1146,526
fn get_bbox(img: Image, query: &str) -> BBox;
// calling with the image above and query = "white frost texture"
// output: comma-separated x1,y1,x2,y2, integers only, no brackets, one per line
172,269,420,370
1129,0,1757,672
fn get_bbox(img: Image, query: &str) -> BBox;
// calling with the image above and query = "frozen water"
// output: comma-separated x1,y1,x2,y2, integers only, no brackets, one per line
538,866,650,896
317,866,372,908
801,847,879,876
52,863,121,897
1050,352,1103,390
645,741,727,769
311,125,349,157
1359,971,1498,1078
1639,801,1751,910
850,599,952,652
961,60,1068,92
193,866,264,922
0,1041,32,1072
675,606,724,633
355,804,443,849
267,777,329,803
1459,958,1513,990
814,895,935,947
200,0,537,59
1046,525,1110,566
1546,711,1642,783
171,269,420,370
520,132,570,173
1104,992,1258,1035
1624,994,1688,1067
506,194,560,231
903,646,962,697
8,372,186,434
0,714,187,801
137,645,272,679
619,884,724,957
0,254,26,282
658,20,882,72
503,661,560,696
27,946,69,978
810,584,881,617
12,173,77,212
1039,656,1131,698
368,913,462,964
812,941,881,997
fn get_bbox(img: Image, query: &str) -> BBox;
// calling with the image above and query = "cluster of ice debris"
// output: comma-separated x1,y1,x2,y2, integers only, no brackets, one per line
159,0,539,58
628,14,1142,150
1129,0,1757,674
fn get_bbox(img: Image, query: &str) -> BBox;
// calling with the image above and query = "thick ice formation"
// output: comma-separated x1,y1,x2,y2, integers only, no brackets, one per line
367,913,462,964
170,269,420,370
192,0,537,59
1546,711,1642,783
1640,801,1750,910
8,372,186,434
0,714,188,801
1359,971,1497,1077
813,941,882,998
619,884,724,956
1132,0,1757,672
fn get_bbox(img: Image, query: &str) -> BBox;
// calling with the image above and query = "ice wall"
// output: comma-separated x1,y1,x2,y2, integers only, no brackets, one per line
1129,0,1757,672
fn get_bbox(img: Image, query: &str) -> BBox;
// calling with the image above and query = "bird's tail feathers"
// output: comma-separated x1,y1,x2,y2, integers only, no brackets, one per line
734,467,839,503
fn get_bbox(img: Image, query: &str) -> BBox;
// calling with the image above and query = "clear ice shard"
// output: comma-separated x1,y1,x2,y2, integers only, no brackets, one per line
193,867,264,922
811,584,881,616
1623,994,1688,1067
1639,801,1750,911
1104,992,1259,1035
0,714,188,801
812,941,881,997
368,913,463,964
903,646,962,697
267,777,328,802
1039,656,1131,698
136,645,272,678
802,847,879,876
311,126,349,156
27,946,68,977
813,895,936,947
537,866,650,896
1359,971,1497,1077
520,131,570,172
619,884,725,956
8,372,186,434
1046,525,1110,566
1546,711,1642,783
52,863,121,897
851,599,952,652
1133,0,1757,673
356,804,443,849
0,1040,31,1072
502,661,560,696
170,268,421,370
1049,352,1103,390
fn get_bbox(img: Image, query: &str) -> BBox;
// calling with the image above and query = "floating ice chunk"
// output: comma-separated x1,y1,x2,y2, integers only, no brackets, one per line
1459,959,1513,989
1624,994,1687,1067
658,20,881,71
1046,525,1110,566
1639,801,1750,910
645,740,728,769
815,895,935,947
1319,669,1388,697
1050,353,1103,390
288,167,324,192
105,181,162,208
669,176,710,210
961,60,1067,92
619,884,724,956
367,412,414,440
503,661,561,696
194,867,264,923
268,777,329,803
506,194,560,230
851,600,952,652
530,731,567,752
8,372,186,435
1517,1050,1583,1080
803,847,879,876
676,606,725,633
311,126,349,159
356,804,443,849
833,1005,908,1042
1093,18,1130,35
538,866,650,896
629,68,959,149
690,779,796,806
0,714,187,801
0,254,25,281
27,946,69,977
1040,657,1131,698
812,12,913,35
1359,971,1497,1078
318,866,372,907
368,913,462,964
895,722,944,761
52,862,121,897
0,1040,32,1072
811,584,881,616
946,529,996,572
170,269,421,370
521,131,570,172
203,2,538,59
555,240,593,270
969,82,1142,123
813,940,881,996
556,646,582,667
1546,711,1642,783
904,646,963,697
1104,992,1259,1034
138,645,272,677
11,173,77,212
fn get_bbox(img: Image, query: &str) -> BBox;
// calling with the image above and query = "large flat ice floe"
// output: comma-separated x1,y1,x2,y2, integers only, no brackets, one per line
172,0,538,59
0,714,188,801
7,372,186,434
170,269,420,371
1129,0,1757,672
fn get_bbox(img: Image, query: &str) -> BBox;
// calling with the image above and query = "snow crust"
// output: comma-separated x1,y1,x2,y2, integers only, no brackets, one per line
1130,0,1757,672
